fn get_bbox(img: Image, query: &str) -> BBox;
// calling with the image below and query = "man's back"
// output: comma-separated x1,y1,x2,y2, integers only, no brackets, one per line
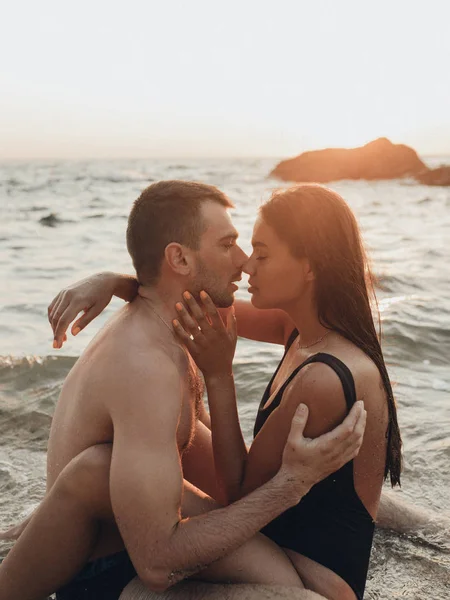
46,297,197,489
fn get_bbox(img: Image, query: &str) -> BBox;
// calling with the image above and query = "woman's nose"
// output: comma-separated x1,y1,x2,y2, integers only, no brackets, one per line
242,257,254,276
235,245,249,269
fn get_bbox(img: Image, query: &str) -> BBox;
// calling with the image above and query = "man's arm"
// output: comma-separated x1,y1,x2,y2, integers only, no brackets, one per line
109,356,365,592
109,357,302,592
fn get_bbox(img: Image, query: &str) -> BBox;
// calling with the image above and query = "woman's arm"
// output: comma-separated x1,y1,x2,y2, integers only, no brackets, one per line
48,272,138,348
204,373,248,504
237,362,350,500
174,293,248,504
175,294,367,506
48,269,294,349
223,300,295,346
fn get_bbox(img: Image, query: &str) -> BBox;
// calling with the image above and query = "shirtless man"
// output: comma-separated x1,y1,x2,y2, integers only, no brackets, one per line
0,180,366,600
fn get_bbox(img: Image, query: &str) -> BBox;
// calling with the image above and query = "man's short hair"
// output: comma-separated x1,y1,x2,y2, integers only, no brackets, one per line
127,180,233,285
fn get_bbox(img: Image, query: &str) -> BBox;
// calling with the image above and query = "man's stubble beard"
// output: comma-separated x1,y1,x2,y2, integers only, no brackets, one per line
191,257,234,308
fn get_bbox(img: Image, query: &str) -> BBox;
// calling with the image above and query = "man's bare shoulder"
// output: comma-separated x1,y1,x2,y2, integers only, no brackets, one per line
105,343,183,386
87,305,187,372
92,347,185,428
84,324,185,400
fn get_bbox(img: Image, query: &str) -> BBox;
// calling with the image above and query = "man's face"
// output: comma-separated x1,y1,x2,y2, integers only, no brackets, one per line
189,201,247,307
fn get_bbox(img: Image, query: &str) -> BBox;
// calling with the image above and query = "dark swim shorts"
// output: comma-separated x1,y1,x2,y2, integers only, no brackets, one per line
55,551,137,600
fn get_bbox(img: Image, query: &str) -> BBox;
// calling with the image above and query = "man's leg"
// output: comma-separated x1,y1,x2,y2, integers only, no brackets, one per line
0,513,34,541
121,579,327,600
0,446,303,600
0,444,114,600
378,489,450,542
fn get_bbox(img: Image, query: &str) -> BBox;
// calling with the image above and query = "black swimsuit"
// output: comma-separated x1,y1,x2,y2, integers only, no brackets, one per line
254,330,375,600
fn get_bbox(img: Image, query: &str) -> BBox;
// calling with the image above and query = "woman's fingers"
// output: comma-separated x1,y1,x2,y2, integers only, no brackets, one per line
53,304,78,348
199,291,224,329
70,302,104,337
49,295,65,333
175,302,206,343
51,297,71,340
172,319,197,353
182,292,211,331
48,293,61,326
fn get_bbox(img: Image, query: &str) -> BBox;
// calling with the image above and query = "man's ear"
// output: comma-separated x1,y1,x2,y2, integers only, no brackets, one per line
164,243,192,276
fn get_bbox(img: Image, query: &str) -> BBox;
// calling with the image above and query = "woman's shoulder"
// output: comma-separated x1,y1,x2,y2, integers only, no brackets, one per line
324,336,384,385
280,360,349,438
321,338,387,414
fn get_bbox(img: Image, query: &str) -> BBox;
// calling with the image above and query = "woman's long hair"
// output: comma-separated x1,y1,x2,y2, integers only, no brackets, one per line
261,184,402,486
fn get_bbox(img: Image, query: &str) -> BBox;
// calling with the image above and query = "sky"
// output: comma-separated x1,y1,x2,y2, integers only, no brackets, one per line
1,0,449,159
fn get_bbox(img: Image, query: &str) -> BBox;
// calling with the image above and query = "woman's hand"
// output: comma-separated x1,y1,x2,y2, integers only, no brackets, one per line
48,272,119,348
173,291,237,378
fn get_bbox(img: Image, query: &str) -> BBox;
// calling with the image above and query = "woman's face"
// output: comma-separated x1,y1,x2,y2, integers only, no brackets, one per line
244,216,314,310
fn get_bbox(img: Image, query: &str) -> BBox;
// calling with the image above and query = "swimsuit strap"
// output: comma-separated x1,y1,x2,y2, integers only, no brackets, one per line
274,352,357,414
285,328,300,351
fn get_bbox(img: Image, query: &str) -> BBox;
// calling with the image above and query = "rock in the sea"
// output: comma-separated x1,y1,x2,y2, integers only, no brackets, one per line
39,213,59,227
415,166,450,186
270,137,428,183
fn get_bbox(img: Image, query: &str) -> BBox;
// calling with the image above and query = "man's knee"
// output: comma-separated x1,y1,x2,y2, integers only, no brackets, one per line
53,444,112,508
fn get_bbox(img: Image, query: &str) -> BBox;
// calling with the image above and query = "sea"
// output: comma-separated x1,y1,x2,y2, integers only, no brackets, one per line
0,157,449,599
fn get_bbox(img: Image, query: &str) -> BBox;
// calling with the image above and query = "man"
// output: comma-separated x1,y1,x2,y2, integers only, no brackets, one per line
0,181,365,600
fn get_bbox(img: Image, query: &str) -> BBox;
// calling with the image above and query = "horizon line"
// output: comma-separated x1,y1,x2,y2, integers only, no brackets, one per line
1,152,449,163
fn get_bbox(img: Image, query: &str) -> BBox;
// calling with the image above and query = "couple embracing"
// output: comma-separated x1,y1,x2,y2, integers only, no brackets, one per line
0,180,403,600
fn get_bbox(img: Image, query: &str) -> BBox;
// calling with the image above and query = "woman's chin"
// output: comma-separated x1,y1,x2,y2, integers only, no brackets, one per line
249,292,259,307
249,292,271,309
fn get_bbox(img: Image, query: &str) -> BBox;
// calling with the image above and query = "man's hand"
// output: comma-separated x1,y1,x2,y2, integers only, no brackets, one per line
279,401,366,499
48,272,117,348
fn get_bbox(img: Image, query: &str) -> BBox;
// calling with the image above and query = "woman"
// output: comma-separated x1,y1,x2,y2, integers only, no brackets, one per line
2,184,401,600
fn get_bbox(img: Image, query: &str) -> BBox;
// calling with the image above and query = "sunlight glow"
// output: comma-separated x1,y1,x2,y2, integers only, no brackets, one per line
1,0,449,158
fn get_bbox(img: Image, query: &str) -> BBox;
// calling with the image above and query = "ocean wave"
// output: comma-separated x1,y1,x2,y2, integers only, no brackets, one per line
0,356,76,451
26,205,49,212
90,174,152,184
0,355,76,389
88,196,108,207
39,213,76,227
376,273,424,294
382,330,450,367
